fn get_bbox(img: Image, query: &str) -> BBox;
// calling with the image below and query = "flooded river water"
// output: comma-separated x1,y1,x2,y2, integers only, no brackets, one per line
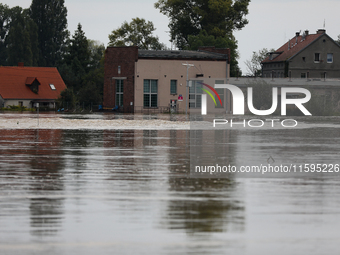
1,113,340,254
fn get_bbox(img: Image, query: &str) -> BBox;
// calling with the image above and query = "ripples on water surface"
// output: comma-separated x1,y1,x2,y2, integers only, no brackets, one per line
0,113,340,254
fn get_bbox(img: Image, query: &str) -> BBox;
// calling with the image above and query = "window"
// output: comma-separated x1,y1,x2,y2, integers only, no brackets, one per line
189,80,203,108
170,80,177,94
18,101,23,107
49,84,56,90
314,53,320,62
115,79,124,107
144,79,158,107
327,53,333,63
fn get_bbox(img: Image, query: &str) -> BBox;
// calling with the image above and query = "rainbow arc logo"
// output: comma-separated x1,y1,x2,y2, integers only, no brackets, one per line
198,82,222,107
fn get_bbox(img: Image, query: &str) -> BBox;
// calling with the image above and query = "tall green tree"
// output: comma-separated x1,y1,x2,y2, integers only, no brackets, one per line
60,23,90,91
88,40,105,69
29,0,69,67
0,4,11,65
67,23,90,73
155,0,250,49
187,30,241,76
6,7,39,66
108,17,166,50
60,24,104,105
85,39,105,98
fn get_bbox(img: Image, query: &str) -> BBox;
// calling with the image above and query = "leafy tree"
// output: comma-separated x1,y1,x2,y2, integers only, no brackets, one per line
77,81,102,105
155,0,250,49
187,30,241,76
67,23,90,72
244,48,274,76
108,17,166,50
88,39,105,69
86,40,105,97
6,7,39,66
0,3,10,65
59,25,104,104
60,23,90,91
57,88,76,109
29,0,69,67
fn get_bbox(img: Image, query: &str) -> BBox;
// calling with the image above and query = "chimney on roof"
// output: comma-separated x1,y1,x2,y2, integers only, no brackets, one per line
317,29,326,34
305,30,309,36
18,62,24,67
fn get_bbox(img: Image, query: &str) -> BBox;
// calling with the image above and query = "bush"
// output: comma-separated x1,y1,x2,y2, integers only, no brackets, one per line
0,105,36,111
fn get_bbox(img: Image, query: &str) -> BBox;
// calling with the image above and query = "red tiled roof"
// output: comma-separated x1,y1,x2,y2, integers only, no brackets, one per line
0,66,67,100
262,33,323,63
25,77,39,85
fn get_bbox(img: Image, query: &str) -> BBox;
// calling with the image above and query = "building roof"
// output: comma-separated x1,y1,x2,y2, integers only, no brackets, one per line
138,49,228,61
262,31,325,63
0,66,66,100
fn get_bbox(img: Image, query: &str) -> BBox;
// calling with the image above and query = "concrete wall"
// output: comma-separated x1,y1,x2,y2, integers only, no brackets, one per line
135,59,228,113
4,100,32,108
2,100,55,109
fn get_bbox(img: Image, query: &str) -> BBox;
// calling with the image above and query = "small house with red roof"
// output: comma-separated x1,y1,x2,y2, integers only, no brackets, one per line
0,64,67,109
262,29,340,79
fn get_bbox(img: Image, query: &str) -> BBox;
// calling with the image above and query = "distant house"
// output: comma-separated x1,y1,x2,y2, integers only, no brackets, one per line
104,46,230,113
0,64,67,109
262,29,340,79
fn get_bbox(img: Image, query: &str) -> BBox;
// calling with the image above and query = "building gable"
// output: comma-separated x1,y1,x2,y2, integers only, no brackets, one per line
288,33,340,62
262,29,340,78
0,66,67,100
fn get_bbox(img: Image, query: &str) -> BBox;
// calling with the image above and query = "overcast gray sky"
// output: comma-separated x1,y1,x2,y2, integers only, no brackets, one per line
2,0,340,74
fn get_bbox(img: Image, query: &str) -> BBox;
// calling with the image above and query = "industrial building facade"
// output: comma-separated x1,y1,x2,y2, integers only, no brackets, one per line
104,46,230,113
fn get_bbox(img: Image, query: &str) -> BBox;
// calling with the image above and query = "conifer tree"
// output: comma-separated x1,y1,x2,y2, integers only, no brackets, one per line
30,0,69,67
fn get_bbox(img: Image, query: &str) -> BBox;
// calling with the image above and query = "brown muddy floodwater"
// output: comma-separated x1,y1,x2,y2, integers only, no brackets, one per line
0,113,340,255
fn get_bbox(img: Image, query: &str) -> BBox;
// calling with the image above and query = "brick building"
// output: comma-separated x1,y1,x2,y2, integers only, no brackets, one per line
104,46,230,113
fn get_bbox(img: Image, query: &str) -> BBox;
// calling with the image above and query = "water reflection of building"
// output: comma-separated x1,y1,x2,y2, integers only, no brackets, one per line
0,129,65,237
162,129,245,235
103,130,136,176
101,128,245,236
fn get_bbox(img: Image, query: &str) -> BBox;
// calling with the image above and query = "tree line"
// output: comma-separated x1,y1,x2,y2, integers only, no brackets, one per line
0,0,104,107
1,0,252,107
108,0,251,77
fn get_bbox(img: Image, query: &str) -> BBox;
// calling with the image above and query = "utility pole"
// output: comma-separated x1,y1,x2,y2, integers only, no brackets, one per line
36,102,39,127
182,63,194,116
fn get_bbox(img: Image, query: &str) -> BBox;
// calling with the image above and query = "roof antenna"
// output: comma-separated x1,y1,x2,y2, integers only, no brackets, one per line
323,19,326,29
